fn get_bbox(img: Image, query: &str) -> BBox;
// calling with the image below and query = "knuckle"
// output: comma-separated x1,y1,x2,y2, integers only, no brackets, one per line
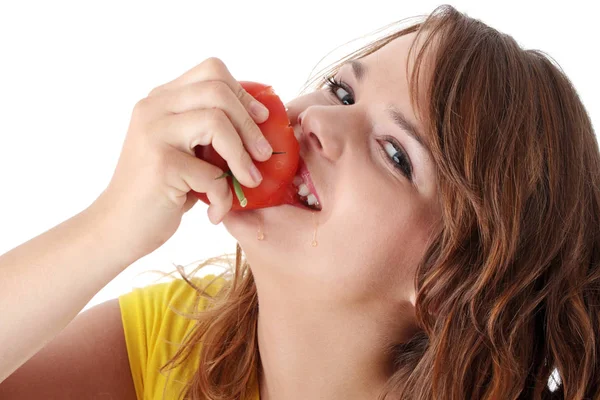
203,57,226,72
237,145,253,168
206,106,226,126
133,97,151,118
241,116,259,137
234,84,247,101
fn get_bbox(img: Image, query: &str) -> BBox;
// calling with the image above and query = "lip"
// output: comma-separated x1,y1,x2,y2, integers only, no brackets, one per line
297,157,323,209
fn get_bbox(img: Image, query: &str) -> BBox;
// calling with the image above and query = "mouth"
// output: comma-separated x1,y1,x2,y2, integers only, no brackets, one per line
292,157,322,212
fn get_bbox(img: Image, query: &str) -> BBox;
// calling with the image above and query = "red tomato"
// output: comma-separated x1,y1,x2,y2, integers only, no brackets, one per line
192,81,300,211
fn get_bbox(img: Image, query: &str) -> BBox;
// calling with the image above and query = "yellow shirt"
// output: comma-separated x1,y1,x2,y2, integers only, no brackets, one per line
118,274,260,400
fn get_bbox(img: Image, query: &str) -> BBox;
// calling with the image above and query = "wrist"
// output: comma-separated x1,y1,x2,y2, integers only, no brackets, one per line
80,196,142,268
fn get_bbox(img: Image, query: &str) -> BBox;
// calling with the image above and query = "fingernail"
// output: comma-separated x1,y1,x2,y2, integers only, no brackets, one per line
250,100,269,120
256,137,273,156
250,164,263,184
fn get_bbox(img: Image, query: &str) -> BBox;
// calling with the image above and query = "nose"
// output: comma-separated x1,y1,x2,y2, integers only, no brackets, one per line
298,105,367,163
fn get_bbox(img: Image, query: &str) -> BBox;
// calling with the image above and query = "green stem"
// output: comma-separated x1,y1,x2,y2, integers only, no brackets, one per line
232,175,247,207
215,171,232,180
215,170,247,207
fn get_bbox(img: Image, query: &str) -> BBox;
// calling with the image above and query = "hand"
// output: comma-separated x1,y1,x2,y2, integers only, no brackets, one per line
90,57,273,262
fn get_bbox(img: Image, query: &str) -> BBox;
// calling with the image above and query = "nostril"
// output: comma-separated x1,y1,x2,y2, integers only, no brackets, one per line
309,132,323,150
297,111,305,126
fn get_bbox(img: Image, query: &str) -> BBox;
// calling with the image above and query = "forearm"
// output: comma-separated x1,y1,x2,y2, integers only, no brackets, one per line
0,204,135,383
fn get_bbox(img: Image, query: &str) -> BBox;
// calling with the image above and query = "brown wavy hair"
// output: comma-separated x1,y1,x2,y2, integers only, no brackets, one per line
150,4,599,399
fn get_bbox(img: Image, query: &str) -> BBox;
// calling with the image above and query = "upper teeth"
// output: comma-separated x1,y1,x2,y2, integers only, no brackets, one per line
293,175,313,196
298,183,310,197
293,175,320,208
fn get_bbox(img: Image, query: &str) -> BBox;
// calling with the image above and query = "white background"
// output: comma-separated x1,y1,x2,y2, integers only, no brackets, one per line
0,0,597,314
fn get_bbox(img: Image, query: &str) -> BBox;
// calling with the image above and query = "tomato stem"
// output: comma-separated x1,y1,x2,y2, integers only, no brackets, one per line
231,175,248,207
215,171,232,180
215,170,247,207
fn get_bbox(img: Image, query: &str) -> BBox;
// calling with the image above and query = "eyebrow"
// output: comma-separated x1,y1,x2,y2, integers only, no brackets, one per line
348,60,430,155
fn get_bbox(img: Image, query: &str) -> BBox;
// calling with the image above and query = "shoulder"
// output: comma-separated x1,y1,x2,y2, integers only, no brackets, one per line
117,273,230,398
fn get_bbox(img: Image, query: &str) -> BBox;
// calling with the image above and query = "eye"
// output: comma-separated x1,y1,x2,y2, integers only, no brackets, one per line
324,76,355,105
324,75,414,181
379,139,413,180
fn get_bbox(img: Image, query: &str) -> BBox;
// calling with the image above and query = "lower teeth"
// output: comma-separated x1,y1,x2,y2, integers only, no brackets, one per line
298,194,320,210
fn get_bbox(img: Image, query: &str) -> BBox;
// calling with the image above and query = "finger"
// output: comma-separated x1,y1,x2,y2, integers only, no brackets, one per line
205,175,234,224
149,107,264,189
207,190,232,225
207,205,220,225
182,194,199,214
148,57,270,124
156,80,272,163
162,148,233,215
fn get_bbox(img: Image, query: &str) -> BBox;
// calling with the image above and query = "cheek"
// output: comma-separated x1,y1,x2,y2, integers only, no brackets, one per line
321,191,430,304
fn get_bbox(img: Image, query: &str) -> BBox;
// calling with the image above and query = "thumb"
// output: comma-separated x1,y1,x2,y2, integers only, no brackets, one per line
183,193,199,214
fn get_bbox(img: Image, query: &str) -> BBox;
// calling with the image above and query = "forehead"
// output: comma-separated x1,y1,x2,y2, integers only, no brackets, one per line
365,32,418,67
359,32,423,79
352,30,432,125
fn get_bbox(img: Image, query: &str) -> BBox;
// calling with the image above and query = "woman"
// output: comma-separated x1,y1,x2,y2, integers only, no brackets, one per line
0,4,597,399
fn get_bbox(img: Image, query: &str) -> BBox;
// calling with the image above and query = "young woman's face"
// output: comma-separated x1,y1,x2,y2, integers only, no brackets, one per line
224,31,442,310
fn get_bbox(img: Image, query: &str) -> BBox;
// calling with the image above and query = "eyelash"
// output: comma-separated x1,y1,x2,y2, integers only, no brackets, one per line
324,76,414,181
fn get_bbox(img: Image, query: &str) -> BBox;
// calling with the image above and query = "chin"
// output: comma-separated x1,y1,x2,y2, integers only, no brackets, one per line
221,208,330,294
230,211,325,265
221,209,256,237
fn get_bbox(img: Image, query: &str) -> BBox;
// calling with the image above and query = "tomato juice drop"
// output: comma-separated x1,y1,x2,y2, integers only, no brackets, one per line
256,213,265,241
254,207,320,248
311,211,319,247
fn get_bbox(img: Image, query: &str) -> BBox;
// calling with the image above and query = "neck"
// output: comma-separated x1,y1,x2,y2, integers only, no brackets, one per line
255,290,417,400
